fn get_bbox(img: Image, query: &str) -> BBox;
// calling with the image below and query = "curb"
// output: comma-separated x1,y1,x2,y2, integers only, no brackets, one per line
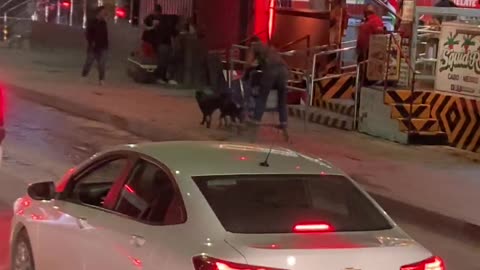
372,194,480,244
7,82,480,242
8,83,230,143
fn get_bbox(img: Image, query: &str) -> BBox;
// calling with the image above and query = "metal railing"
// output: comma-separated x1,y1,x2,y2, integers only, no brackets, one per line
227,39,360,130
1,0,33,41
383,31,419,137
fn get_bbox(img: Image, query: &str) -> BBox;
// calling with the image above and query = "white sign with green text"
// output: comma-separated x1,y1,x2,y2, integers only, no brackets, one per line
436,22,480,99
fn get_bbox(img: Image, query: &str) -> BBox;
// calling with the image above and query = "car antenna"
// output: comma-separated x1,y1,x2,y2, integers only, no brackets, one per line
259,144,273,167
259,116,277,167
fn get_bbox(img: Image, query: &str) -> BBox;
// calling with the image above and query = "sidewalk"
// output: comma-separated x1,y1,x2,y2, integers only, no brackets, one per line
0,48,479,228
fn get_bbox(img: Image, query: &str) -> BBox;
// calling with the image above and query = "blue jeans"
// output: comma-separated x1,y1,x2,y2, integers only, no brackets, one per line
253,65,289,127
82,48,107,81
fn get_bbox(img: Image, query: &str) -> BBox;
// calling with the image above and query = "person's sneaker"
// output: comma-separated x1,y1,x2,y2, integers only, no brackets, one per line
157,79,167,84
168,80,178,85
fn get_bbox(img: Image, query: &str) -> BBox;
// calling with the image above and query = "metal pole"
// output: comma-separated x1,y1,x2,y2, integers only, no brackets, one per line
56,0,60,24
384,34,392,91
411,4,419,89
353,62,362,130
0,0,15,10
114,1,118,23
310,54,317,106
228,48,233,89
129,0,133,24
2,13,7,41
82,0,86,28
44,2,48,22
304,74,312,132
69,0,73,26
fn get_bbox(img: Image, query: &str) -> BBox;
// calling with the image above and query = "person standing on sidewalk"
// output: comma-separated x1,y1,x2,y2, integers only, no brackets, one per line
144,5,179,85
82,6,109,85
244,37,290,141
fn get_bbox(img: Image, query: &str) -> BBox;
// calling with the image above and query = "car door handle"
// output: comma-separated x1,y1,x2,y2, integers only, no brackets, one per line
130,235,146,247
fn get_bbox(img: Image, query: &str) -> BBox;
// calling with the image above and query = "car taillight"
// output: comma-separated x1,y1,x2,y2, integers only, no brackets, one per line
193,255,284,270
293,222,334,233
400,256,445,270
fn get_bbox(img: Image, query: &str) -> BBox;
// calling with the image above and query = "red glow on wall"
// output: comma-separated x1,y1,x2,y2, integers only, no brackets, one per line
254,0,268,42
268,0,276,41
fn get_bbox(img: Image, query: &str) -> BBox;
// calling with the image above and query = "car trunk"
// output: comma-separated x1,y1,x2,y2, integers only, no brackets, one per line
225,229,432,270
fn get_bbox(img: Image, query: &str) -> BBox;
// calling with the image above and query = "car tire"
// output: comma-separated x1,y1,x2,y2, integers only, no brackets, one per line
11,229,35,270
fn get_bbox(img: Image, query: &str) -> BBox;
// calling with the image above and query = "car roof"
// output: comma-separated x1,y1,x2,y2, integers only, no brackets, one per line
111,141,344,177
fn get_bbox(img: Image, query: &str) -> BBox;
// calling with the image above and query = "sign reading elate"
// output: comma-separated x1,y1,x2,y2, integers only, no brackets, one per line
435,22,480,99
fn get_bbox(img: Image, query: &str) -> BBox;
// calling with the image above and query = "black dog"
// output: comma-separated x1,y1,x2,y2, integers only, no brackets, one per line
219,94,243,127
195,90,244,129
195,90,223,128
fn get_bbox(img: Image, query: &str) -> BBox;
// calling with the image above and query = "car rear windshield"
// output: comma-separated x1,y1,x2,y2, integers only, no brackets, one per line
193,175,392,234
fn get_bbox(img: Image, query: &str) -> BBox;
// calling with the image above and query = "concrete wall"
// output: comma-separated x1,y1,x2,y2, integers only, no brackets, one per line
358,86,408,143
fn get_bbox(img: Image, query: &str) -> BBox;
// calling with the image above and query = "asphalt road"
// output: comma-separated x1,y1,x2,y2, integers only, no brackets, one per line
0,93,478,269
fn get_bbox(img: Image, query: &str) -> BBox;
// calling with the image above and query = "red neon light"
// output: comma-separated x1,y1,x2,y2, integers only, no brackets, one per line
124,184,135,194
61,1,70,8
267,0,276,41
115,8,127,18
293,223,334,232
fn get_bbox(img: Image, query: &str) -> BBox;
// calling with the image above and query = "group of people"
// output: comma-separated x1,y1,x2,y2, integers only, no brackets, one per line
81,5,181,86
79,5,296,136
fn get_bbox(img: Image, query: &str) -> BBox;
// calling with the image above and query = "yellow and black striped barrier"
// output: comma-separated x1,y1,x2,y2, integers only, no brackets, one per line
312,73,355,105
384,89,480,152
422,92,480,153
391,104,430,119
287,105,353,130
313,99,354,117
398,118,440,132
384,89,425,105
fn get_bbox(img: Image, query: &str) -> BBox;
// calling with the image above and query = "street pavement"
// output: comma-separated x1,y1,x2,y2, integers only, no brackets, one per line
0,48,479,227
0,93,479,269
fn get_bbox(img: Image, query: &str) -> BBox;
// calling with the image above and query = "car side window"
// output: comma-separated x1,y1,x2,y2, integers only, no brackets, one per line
114,160,184,224
68,158,128,208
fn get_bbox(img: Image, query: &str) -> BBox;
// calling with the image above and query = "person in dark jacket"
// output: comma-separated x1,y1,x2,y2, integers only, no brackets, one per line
144,5,179,85
142,4,162,57
243,37,290,141
81,6,109,85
